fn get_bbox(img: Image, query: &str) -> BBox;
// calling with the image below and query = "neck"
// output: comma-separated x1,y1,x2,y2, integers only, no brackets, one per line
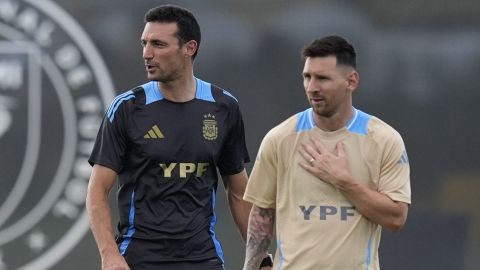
313,105,354,132
158,69,196,102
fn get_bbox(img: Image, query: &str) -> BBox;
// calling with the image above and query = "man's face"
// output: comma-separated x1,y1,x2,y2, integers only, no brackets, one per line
302,56,354,118
141,22,186,82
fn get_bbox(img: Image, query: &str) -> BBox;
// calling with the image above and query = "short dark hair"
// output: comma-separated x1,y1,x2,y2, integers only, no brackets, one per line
144,4,201,59
302,35,356,68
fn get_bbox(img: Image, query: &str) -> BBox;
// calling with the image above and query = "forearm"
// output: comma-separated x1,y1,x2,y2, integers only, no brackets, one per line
223,169,252,241
338,179,408,232
86,188,119,258
227,191,252,241
243,205,275,270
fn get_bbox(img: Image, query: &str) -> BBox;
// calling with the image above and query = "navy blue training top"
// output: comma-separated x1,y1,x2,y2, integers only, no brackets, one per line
89,78,250,266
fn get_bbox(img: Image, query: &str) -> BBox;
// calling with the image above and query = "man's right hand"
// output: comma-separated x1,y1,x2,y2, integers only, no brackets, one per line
101,254,130,270
87,165,127,270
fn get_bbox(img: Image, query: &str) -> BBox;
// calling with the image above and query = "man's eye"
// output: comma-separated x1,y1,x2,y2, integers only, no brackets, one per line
153,42,166,47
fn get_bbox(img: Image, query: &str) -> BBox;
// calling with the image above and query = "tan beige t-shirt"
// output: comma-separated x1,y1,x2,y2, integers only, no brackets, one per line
244,108,411,270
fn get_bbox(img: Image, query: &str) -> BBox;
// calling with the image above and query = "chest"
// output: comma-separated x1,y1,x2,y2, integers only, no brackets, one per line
125,101,229,162
278,133,381,202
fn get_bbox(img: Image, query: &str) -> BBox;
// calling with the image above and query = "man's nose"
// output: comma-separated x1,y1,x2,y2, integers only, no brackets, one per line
306,79,318,93
143,45,153,60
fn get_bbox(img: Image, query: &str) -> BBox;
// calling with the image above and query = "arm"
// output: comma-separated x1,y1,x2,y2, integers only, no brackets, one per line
243,205,275,270
222,169,252,241
86,164,130,270
299,140,408,232
335,179,408,232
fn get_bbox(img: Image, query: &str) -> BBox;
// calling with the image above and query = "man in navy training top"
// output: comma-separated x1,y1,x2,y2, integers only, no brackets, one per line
86,4,266,270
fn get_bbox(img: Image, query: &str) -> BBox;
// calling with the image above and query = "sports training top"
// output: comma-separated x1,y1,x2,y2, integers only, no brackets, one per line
89,78,249,267
244,107,410,270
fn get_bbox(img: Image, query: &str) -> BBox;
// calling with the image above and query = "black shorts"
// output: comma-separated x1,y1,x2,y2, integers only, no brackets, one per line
121,234,225,270
128,258,224,270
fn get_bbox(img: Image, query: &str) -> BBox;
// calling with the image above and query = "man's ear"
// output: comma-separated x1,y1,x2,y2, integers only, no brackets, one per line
184,40,198,58
347,70,359,92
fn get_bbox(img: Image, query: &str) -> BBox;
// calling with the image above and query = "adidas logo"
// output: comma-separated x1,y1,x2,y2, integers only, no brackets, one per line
397,150,409,164
144,125,164,139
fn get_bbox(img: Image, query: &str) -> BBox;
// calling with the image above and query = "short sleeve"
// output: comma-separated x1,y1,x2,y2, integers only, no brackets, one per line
243,130,278,209
217,102,250,175
88,94,132,174
378,131,411,205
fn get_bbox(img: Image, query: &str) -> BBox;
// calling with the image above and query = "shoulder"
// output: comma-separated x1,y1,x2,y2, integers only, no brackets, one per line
347,108,403,141
105,82,150,123
369,115,403,140
364,112,405,150
363,112,409,166
212,84,238,103
194,78,240,106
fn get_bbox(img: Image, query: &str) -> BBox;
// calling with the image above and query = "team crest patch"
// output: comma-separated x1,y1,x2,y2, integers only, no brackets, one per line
203,113,218,140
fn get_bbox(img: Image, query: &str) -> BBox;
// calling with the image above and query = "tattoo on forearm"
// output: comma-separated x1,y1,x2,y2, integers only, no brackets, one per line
243,205,275,270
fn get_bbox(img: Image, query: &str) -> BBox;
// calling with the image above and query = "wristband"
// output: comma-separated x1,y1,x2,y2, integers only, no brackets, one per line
259,253,273,268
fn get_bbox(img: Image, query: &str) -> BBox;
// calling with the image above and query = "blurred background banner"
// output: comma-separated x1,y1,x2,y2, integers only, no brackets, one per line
0,0,479,269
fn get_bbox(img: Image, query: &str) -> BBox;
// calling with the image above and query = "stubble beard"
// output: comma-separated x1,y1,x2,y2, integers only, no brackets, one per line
311,101,335,118
148,68,178,83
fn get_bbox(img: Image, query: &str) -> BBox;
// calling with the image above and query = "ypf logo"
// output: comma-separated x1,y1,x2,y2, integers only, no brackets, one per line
0,0,114,269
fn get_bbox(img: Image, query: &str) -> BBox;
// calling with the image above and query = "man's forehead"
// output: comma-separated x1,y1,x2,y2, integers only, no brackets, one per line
303,56,338,72
305,56,338,66
142,22,178,39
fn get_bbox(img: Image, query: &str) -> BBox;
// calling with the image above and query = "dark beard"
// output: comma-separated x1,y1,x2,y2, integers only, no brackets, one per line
312,104,334,118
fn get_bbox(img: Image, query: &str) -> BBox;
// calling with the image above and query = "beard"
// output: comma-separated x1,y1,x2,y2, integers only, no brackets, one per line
310,101,335,118
152,71,176,82
145,57,184,83
147,67,181,83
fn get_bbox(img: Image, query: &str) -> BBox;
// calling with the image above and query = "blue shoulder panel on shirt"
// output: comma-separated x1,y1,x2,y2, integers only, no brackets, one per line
222,90,238,102
107,90,135,123
143,81,163,105
195,78,215,102
347,108,371,135
296,108,315,132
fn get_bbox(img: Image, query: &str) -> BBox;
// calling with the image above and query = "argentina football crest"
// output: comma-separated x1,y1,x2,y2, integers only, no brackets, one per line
203,113,218,140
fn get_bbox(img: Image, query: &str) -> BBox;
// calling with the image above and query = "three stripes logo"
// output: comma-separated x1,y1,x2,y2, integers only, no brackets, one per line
144,125,164,139
397,150,409,164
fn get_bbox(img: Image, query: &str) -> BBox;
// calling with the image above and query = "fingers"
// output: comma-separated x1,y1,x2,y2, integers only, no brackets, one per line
335,141,345,157
298,158,315,175
309,137,327,154
299,142,319,164
300,137,329,161
299,138,346,162
299,139,347,170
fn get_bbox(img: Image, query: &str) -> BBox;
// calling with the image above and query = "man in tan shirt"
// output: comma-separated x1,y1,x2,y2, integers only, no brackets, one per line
243,35,411,270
